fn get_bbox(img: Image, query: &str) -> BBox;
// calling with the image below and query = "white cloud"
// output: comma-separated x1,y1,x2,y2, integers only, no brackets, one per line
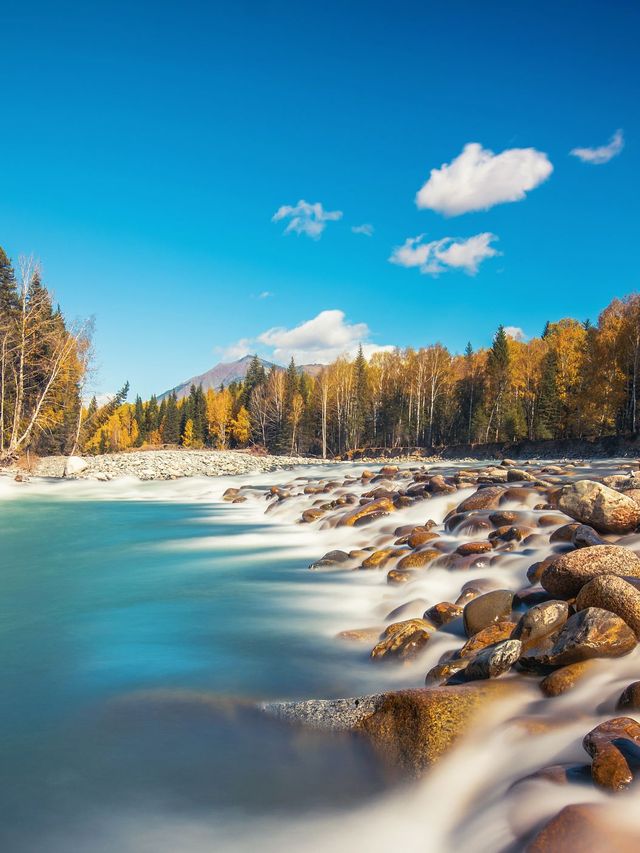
504,326,527,342
570,129,624,164
219,338,252,361
416,142,553,216
351,223,374,236
258,291,272,299
221,310,394,366
390,232,499,276
271,199,343,239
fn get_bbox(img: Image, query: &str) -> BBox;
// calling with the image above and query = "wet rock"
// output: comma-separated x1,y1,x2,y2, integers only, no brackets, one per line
356,682,517,774
537,513,566,527
463,639,522,680
526,803,640,852
456,486,505,513
616,681,640,711
222,486,242,501
452,516,493,537
407,527,440,548
459,622,518,657
463,589,514,637
488,525,532,544
572,523,609,548
337,497,395,527
386,569,414,584
583,716,640,791
527,555,560,585
427,474,456,494
370,619,431,662
540,544,640,598
310,549,351,570
397,549,441,570
512,600,569,645
540,661,595,696
361,548,398,569
424,658,469,685
507,468,538,482
514,763,593,787
549,522,580,543
456,541,493,556
575,574,640,638
514,587,553,608
455,578,499,607
523,608,637,666
424,601,463,627
301,508,325,523
558,480,640,534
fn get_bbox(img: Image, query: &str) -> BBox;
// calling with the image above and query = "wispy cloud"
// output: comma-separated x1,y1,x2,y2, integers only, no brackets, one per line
258,291,272,299
222,310,394,365
271,199,343,239
504,326,527,342
390,232,499,276
351,223,374,236
416,143,553,216
570,129,624,164
219,337,253,361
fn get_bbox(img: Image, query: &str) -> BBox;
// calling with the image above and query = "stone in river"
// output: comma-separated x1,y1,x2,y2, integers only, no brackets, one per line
386,569,415,584
361,548,398,569
397,549,441,570
524,607,637,666
526,555,560,585
575,574,640,638
616,681,640,711
459,621,518,657
424,658,469,686
549,522,580,542
463,639,522,681
489,510,519,526
456,541,493,556
385,598,430,621
301,508,325,523
512,600,569,646
526,803,640,852
309,549,351,569
558,479,640,534
424,601,463,627
337,496,395,527
407,527,440,548
463,589,514,637
540,661,596,697
572,523,608,548
583,716,640,791
456,486,505,513
336,627,382,642
540,544,640,598
370,619,431,662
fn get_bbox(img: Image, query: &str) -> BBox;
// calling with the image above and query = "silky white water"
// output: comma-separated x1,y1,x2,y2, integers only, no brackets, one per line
1,461,638,852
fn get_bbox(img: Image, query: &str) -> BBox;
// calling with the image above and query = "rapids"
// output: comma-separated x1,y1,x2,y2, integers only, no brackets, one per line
1,459,639,852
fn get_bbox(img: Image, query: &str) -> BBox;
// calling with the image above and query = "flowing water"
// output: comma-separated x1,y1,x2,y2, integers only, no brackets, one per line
1,461,639,852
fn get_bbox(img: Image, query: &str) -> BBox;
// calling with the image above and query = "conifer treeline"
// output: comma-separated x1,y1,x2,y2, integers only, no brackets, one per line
88,292,640,456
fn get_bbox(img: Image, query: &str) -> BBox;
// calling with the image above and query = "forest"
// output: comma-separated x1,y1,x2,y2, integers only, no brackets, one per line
89,292,640,458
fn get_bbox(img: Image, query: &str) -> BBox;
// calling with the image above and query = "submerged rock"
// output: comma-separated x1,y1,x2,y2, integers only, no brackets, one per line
424,601,463,627
558,480,640,534
459,622,518,657
397,548,441,570
540,544,640,598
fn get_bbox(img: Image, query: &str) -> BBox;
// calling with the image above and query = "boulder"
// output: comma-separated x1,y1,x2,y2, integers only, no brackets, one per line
558,480,640,534
463,589,514,637
572,524,609,548
463,639,522,681
337,497,395,527
540,545,640,598
456,486,505,513
616,681,640,711
523,608,637,666
356,682,516,775
361,548,397,569
456,541,493,556
540,661,595,697
575,575,640,638
407,527,439,548
512,600,569,646
583,716,640,791
64,455,88,477
309,549,351,569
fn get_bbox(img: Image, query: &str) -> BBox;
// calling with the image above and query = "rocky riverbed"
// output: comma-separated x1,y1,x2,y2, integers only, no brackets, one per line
23,449,339,480
223,458,640,849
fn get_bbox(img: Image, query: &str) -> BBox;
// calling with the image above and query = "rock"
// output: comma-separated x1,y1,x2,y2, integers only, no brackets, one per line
617,682,640,711
427,474,456,494
463,639,522,680
407,527,439,548
424,658,469,685
459,622,518,657
337,497,395,527
301,508,324,523
456,541,493,556
424,601,463,627
575,575,640,638
514,763,592,787
262,694,383,731
463,590,514,637
507,468,538,482
537,513,567,526
361,548,397,569
526,803,640,852
540,661,596,696
572,524,609,548
558,480,640,534
370,619,431,661
540,545,640,598
386,569,414,584
64,455,88,477
310,549,351,569
356,682,516,774
512,600,569,646
396,549,441,570
527,555,560,585
524,608,637,666
488,525,532,543
549,522,580,543
456,486,504,513
583,716,640,790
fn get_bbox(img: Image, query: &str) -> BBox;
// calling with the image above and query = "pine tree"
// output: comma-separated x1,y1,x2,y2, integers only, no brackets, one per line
352,344,369,447
162,392,180,444
0,246,18,314
536,350,560,439
485,325,511,441
241,354,266,408
134,396,145,445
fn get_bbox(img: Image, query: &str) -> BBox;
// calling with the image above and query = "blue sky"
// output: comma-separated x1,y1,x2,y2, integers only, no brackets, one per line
0,0,638,398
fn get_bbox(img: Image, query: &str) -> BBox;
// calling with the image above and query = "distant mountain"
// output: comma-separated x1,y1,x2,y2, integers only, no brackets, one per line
159,355,275,401
159,355,323,401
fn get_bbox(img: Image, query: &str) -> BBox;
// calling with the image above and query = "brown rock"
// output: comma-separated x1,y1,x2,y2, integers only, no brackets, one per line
407,527,440,548
583,716,640,791
456,541,493,556
361,548,397,569
526,803,640,852
572,524,608,548
423,601,463,627
540,661,596,696
558,480,640,534
527,555,560,584
337,497,395,527
512,600,569,645
617,681,640,711
397,549,441,570
575,574,640,638
302,508,325,523
336,627,382,642
386,569,414,584
356,682,516,774
310,549,351,569
540,545,640,598
463,589,514,637
463,639,522,680
537,514,567,526
525,607,637,666
489,510,519,526
456,486,505,513
459,621,518,657
424,658,469,685
370,619,431,662
549,522,581,542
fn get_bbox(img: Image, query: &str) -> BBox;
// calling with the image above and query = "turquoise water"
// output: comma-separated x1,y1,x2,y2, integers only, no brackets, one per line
0,477,402,852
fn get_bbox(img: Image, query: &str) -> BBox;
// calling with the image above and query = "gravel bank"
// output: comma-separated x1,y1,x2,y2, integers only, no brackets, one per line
29,449,339,480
